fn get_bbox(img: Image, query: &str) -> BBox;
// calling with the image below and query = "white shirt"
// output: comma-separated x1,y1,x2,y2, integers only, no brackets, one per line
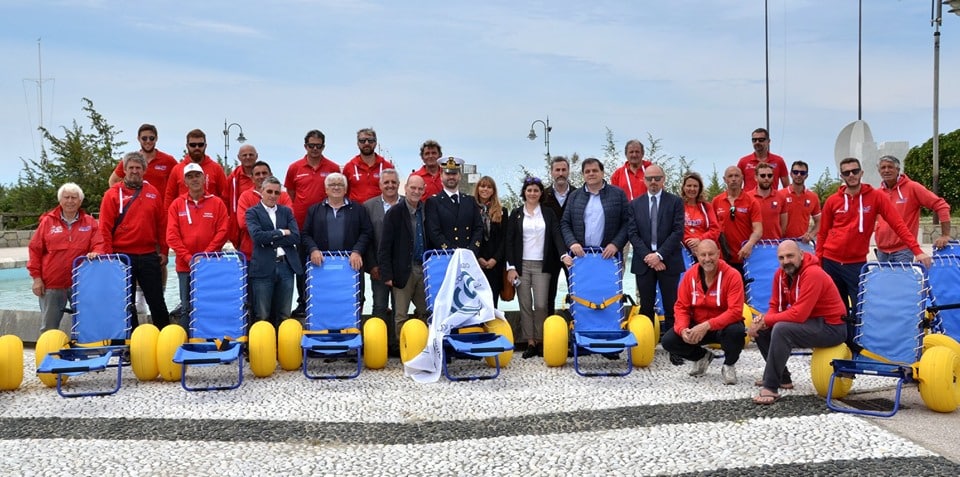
263,202,285,258
521,205,546,261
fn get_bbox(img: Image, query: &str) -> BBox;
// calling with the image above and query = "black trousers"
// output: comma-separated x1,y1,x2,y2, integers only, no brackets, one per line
126,252,169,328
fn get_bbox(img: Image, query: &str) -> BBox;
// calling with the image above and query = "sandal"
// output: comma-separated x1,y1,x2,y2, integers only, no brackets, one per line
752,389,781,405
754,379,794,390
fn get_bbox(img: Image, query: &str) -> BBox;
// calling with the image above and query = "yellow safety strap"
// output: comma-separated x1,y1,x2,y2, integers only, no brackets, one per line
568,293,623,311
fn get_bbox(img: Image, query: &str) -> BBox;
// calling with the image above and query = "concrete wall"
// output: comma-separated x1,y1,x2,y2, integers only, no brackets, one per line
0,231,33,248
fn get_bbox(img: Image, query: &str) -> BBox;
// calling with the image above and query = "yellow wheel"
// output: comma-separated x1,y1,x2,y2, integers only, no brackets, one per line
542,315,568,367
917,345,960,413
400,319,428,364
653,313,663,344
130,324,160,381
483,318,514,368
35,329,69,388
923,333,960,358
0,335,24,391
628,314,656,367
277,319,303,371
742,305,757,346
249,321,277,378
363,318,388,370
157,324,187,382
810,343,853,398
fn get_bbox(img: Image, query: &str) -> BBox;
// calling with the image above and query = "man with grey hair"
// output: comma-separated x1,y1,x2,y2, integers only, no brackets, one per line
301,172,373,271
246,176,302,325
364,168,402,351
96,151,170,328
875,154,951,261
380,174,428,337
610,139,653,201
343,128,396,204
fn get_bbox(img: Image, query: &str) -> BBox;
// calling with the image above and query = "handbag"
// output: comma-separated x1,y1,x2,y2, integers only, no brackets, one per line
500,269,516,301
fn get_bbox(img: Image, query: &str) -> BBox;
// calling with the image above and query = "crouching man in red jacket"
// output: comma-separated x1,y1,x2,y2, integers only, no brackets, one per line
749,240,847,404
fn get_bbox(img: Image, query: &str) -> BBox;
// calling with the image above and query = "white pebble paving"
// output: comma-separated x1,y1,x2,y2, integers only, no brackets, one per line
0,414,934,477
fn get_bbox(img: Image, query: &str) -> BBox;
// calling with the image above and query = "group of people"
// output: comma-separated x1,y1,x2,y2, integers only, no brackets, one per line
26,125,952,404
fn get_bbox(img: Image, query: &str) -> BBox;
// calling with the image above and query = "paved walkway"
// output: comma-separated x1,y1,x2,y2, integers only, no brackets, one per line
0,246,27,269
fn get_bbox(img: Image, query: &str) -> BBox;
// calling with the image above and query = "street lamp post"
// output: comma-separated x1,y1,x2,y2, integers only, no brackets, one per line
932,0,960,201
223,120,247,161
527,117,551,159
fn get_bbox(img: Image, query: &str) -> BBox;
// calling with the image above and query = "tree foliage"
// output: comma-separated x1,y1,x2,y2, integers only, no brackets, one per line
1,98,124,228
904,128,960,212
810,167,841,205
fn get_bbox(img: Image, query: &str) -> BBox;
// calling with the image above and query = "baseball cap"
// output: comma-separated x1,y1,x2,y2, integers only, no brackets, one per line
184,163,204,176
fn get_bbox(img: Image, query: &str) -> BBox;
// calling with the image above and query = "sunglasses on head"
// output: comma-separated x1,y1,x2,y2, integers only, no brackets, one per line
840,168,861,177
523,176,542,185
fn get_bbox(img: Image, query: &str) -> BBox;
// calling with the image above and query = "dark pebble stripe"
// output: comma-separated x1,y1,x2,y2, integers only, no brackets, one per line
4,395,838,445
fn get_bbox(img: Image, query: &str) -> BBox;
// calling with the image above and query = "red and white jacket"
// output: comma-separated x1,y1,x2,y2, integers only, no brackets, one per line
673,259,745,333
166,193,229,272
28,207,103,289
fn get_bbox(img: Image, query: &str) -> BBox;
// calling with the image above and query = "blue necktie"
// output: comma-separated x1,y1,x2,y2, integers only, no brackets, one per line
414,207,425,261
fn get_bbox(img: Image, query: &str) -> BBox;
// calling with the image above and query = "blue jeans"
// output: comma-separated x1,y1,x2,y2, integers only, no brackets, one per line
177,271,192,329
876,248,914,263
250,260,295,328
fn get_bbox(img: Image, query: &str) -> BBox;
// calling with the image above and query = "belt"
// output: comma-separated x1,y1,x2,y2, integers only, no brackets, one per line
275,256,286,263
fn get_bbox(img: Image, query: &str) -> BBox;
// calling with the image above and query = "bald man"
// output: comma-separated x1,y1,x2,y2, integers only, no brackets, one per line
712,166,762,275
664,240,746,384
748,240,847,405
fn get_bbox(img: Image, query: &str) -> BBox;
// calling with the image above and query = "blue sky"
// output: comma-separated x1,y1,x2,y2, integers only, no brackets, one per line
1,0,959,192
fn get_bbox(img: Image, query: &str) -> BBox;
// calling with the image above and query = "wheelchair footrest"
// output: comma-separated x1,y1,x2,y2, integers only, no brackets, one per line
445,333,513,357
302,333,362,353
174,342,241,365
38,348,115,374
575,330,637,352
831,358,912,379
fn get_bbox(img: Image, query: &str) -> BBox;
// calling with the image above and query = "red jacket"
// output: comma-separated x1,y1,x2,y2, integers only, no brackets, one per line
223,167,255,246
673,259,744,333
28,207,103,289
875,174,950,253
164,156,228,214
683,201,721,244
817,183,922,264
98,182,167,256
166,193,230,272
236,188,292,259
610,160,653,201
765,252,846,326
343,154,395,204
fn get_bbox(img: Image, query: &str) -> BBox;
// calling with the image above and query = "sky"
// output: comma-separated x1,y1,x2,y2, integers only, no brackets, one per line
1,0,959,193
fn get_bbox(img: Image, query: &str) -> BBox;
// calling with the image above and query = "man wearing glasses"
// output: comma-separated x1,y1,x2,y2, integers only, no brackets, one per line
109,124,178,204
818,157,931,347
343,128,395,204
424,157,483,252
284,129,341,317
874,155,951,262
778,160,821,243
246,176,302,326
738,128,789,192
711,166,762,275
164,129,228,215
749,162,787,239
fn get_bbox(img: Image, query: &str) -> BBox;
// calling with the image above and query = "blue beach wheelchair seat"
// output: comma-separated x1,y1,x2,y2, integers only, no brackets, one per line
823,262,960,416
401,249,513,382
276,251,387,380
543,248,654,377
35,254,158,397
163,252,275,391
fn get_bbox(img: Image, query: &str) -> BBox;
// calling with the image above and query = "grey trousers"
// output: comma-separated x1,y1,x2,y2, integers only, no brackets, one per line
517,260,551,342
392,263,426,338
38,288,70,333
755,317,846,392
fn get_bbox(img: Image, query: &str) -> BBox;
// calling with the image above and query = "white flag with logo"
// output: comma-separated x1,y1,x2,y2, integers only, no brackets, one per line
404,248,505,383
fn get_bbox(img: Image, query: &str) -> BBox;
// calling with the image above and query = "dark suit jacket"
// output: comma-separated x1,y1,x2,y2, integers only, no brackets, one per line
302,200,373,256
543,184,577,224
505,205,566,276
627,191,686,275
476,205,506,292
424,191,483,252
560,182,630,250
379,200,422,289
362,195,402,272
245,203,304,279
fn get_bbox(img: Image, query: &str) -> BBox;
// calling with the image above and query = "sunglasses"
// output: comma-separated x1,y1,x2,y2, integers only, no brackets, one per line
140,136,156,142
840,168,862,177
644,175,664,182
758,173,774,179
263,189,281,196
729,206,736,221
358,138,377,144
305,143,324,150
523,176,542,185
791,170,808,176
188,142,205,148
751,137,768,143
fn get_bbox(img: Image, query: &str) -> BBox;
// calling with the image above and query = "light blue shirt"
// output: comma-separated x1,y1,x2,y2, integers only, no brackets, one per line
584,187,605,247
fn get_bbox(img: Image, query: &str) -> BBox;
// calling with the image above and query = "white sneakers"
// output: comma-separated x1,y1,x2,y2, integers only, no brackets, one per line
721,364,738,385
689,352,714,377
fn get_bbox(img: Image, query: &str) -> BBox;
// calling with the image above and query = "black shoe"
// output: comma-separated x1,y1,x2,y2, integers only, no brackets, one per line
291,304,306,319
522,345,538,359
669,353,685,366
602,352,621,361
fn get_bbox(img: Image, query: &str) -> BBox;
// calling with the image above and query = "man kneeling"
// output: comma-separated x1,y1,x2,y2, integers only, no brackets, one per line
748,240,847,404
663,239,746,384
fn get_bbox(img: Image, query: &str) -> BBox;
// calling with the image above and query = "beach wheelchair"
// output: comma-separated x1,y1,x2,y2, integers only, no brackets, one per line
156,252,276,391
923,254,960,388
818,262,960,417
933,240,960,256
400,249,513,382
543,248,654,376
34,254,159,397
277,251,388,379
0,334,23,391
